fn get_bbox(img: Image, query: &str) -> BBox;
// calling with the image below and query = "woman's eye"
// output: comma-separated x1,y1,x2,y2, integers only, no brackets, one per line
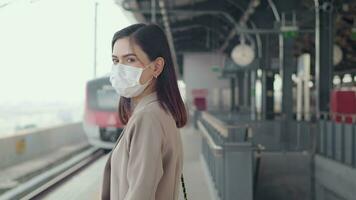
127,58,135,63
112,60,118,64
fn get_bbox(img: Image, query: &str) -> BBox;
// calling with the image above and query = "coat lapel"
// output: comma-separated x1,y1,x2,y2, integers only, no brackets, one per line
101,127,126,200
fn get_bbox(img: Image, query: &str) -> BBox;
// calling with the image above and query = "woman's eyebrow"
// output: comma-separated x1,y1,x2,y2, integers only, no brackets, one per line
112,53,137,58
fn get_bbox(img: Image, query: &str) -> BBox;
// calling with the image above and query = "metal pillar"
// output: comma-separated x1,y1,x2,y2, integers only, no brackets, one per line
250,70,257,120
261,35,274,119
93,2,98,78
262,70,275,119
280,37,295,120
238,73,245,108
151,0,156,23
315,0,334,117
244,70,251,108
230,77,237,112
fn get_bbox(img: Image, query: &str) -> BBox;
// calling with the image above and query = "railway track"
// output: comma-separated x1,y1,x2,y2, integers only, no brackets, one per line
0,147,104,200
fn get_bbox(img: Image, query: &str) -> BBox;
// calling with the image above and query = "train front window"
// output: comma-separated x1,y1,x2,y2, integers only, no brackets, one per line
96,87,118,110
87,78,119,111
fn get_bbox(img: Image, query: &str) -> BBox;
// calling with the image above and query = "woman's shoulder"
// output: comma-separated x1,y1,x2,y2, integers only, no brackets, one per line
124,102,168,143
127,101,176,136
126,101,162,128
133,101,169,120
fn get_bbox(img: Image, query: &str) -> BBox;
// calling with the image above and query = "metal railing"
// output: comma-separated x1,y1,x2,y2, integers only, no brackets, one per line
317,112,356,168
197,111,258,200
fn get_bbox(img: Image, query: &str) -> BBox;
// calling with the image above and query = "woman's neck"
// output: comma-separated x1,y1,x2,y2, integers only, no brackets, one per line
131,83,155,105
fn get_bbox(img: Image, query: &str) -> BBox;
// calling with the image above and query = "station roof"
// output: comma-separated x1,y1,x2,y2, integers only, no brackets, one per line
116,0,356,74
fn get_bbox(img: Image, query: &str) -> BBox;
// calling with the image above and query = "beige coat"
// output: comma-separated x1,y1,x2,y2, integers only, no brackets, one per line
101,92,184,200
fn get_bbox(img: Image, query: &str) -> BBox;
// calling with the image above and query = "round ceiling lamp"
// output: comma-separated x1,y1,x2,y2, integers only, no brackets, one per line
231,43,255,66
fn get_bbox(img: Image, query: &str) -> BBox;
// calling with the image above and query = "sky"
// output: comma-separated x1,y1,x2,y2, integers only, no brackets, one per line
0,0,136,105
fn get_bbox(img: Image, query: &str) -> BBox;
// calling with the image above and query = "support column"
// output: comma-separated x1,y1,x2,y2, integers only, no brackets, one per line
315,0,334,117
244,70,251,108
250,70,256,120
261,35,274,119
230,77,237,112
262,70,275,119
280,37,295,120
238,73,245,108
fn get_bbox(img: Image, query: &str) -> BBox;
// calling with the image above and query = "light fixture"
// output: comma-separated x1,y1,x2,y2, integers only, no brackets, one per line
333,75,341,85
333,44,343,66
342,74,352,83
230,35,255,67
291,74,298,83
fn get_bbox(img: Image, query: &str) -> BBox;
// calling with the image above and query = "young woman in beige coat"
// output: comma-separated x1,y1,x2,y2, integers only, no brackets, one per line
101,23,188,200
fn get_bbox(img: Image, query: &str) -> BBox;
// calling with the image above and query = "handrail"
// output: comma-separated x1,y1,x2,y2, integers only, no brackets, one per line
201,112,229,137
197,120,223,156
201,111,253,138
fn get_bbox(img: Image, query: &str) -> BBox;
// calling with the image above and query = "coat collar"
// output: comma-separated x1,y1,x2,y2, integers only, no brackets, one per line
132,91,158,115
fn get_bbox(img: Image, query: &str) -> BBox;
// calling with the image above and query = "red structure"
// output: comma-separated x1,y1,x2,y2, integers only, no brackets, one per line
330,89,356,123
192,89,208,111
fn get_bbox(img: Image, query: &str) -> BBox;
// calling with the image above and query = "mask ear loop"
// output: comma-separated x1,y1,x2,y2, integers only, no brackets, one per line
144,62,158,79
138,63,155,86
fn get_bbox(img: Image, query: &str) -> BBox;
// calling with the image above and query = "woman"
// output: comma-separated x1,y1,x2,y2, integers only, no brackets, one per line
101,23,188,200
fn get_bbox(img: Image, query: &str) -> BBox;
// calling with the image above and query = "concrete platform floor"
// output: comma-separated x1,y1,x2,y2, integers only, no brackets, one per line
43,122,218,200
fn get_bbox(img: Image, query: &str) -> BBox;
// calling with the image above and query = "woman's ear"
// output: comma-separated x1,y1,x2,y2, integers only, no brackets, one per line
153,57,165,78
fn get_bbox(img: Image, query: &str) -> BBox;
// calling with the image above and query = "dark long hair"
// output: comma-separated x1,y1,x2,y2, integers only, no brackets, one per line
111,23,187,128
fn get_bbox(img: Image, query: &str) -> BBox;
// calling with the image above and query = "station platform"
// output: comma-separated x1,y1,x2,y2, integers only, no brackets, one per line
41,122,218,200
1,110,355,200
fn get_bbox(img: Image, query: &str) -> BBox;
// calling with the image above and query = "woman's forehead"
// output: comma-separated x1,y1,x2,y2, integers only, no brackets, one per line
112,38,149,62
112,38,134,57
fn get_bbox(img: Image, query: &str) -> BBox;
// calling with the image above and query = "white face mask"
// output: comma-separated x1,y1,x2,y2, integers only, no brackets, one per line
109,63,153,98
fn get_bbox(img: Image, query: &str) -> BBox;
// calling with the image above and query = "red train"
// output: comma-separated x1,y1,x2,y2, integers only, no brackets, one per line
82,76,124,149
